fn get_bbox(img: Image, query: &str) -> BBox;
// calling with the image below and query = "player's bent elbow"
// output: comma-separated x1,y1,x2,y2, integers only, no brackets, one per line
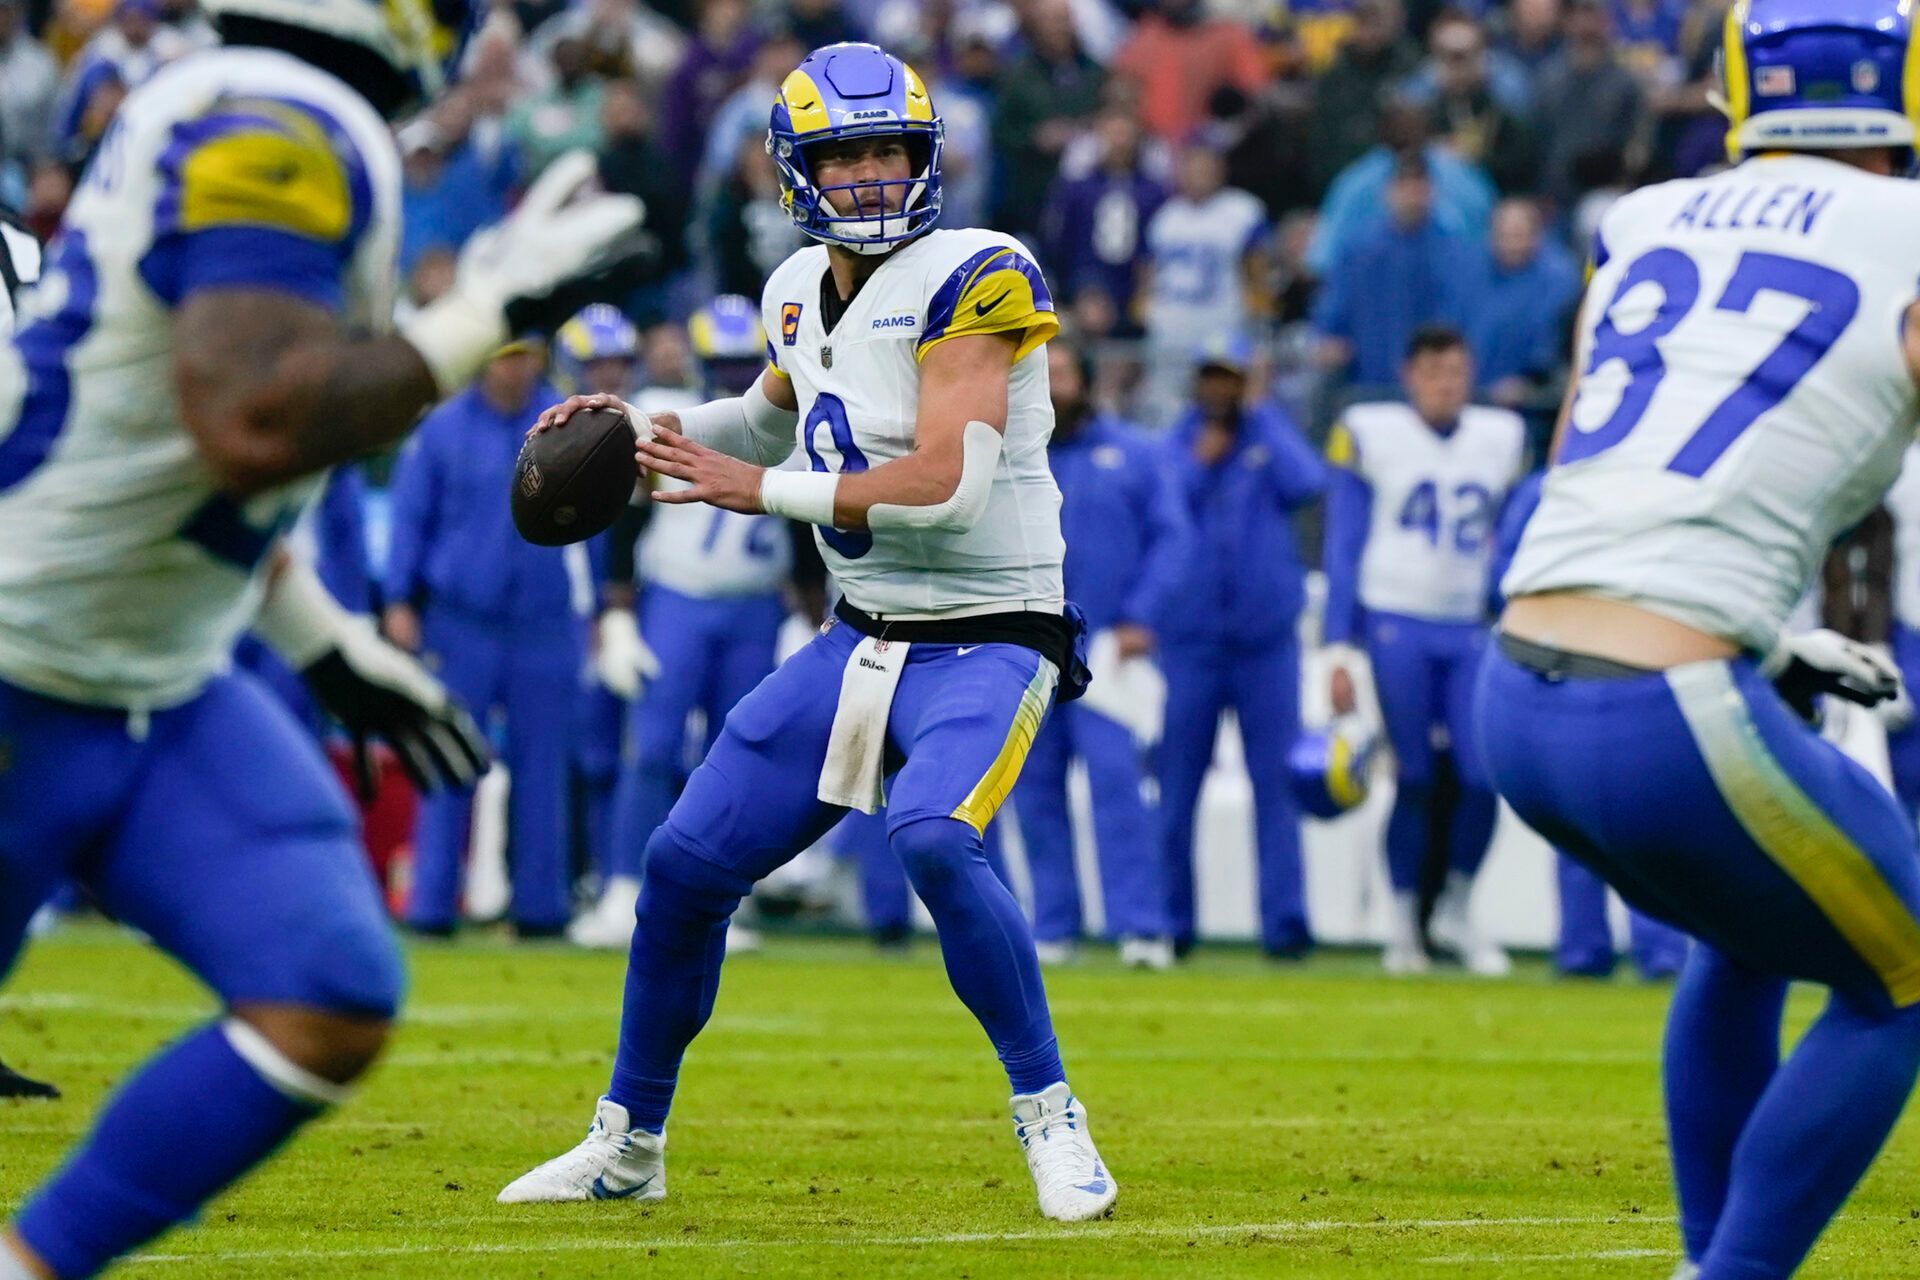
866,420,1002,534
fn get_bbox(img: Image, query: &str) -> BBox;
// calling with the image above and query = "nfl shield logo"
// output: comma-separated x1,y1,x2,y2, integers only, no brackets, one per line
873,639,890,654
821,345,833,369
1854,60,1881,94
1756,65,1796,97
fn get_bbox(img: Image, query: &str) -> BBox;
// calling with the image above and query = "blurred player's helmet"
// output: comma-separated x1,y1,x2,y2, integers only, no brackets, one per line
554,304,640,395
767,42,944,255
1716,0,1918,161
202,0,476,119
1288,721,1378,821
690,294,769,396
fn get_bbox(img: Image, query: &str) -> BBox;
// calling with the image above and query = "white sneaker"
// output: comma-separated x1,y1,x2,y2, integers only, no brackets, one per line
1382,941,1431,975
1010,1082,1117,1222
1431,874,1511,977
725,924,762,954
1669,1264,1700,1280
567,877,639,950
1118,936,1174,971
1034,940,1076,966
1383,891,1429,975
497,1098,667,1203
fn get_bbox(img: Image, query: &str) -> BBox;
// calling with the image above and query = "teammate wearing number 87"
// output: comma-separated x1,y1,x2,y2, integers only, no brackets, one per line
501,42,1117,1222
1482,2,1920,1276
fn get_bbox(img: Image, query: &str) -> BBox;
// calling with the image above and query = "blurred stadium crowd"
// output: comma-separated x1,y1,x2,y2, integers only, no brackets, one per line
4,0,1748,968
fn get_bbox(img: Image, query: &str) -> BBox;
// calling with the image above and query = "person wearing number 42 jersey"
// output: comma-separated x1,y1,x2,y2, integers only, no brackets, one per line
0,0,647,1267
1482,3,1920,1276
1322,326,1526,978
501,41,1119,1223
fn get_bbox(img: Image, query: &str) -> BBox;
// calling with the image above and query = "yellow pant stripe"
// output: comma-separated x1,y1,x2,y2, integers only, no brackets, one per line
950,662,1057,835
1669,662,1920,1006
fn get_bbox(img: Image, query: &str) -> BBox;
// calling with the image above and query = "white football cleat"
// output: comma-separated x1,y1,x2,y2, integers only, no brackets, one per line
725,923,762,953
1383,890,1430,975
1382,941,1431,975
1431,874,1511,977
1010,1082,1117,1222
497,1098,666,1203
1034,940,1076,966
566,877,639,950
1669,1263,1701,1280
1118,936,1174,971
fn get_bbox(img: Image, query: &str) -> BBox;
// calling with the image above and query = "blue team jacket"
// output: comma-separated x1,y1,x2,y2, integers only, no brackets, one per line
1156,402,1327,646
1049,413,1191,633
384,380,584,623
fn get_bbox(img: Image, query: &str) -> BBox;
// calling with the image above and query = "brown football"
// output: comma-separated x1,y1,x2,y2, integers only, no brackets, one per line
510,406,638,547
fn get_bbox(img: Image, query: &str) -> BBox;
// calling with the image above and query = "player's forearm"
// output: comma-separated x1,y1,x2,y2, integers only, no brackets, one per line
829,445,965,530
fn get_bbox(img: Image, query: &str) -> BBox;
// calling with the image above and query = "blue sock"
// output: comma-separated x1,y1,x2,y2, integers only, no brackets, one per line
1664,946,1787,1262
1444,785,1499,878
1385,780,1433,893
14,1022,319,1277
892,817,1065,1095
606,829,743,1133
1698,991,1920,1279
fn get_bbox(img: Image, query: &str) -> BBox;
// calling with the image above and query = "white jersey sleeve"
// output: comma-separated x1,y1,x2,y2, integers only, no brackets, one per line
759,228,1065,616
0,48,402,708
1334,402,1526,625
1504,155,1920,652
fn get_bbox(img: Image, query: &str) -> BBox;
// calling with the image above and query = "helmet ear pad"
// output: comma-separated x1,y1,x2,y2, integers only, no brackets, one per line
215,13,415,118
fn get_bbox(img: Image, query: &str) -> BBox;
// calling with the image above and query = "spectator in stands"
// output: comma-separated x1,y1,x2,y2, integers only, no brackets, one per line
598,77,692,312
398,96,518,279
1040,104,1168,339
991,0,1106,241
0,0,58,174
505,35,607,181
704,128,806,300
1306,0,1420,197
1157,338,1326,961
1139,142,1270,425
659,0,759,181
788,0,851,49
1494,0,1563,72
525,0,686,91
695,29,804,206
54,0,201,162
1112,0,1266,145
1308,95,1496,276
1533,0,1645,208
1013,337,1188,972
1466,198,1579,410
1311,153,1478,393
382,342,581,940
1412,10,1540,195
1208,18,1317,221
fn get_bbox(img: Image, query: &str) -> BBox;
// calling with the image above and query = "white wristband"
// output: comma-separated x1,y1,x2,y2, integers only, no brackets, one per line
759,469,841,526
254,556,354,669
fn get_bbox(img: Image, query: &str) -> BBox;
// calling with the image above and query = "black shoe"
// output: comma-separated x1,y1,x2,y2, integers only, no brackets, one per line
871,923,912,952
0,1058,59,1099
513,921,569,941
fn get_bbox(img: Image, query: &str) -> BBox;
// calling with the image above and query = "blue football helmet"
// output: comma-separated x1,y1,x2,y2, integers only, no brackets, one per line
689,294,768,395
203,0,478,119
767,42,944,255
553,304,639,395
1288,721,1379,821
1718,0,1919,160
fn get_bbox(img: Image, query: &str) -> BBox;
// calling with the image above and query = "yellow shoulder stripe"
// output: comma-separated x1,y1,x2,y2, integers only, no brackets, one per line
177,100,353,242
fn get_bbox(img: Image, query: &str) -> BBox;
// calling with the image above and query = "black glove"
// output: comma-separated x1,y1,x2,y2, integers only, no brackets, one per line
301,642,490,801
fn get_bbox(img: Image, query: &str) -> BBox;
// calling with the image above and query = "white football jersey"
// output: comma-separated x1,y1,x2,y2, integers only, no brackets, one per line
759,228,1064,616
0,218,41,330
0,48,401,708
1505,154,1920,652
1886,445,1920,631
1143,188,1266,351
633,385,792,598
1331,402,1527,624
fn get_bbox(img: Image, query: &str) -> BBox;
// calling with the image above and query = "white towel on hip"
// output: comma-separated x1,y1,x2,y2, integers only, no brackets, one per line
818,634,911,812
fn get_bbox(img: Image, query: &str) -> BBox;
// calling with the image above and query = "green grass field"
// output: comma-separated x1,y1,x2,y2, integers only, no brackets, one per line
6,925,1920,1278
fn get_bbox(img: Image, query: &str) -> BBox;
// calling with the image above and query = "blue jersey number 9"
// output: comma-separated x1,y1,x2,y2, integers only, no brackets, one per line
1558,247,1859,475
801,392,872,560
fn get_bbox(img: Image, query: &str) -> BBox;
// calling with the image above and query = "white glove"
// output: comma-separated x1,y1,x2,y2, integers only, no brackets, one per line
399,150,647,393
1761,628,1903,722
593,608,661,699
1873,643,1916,731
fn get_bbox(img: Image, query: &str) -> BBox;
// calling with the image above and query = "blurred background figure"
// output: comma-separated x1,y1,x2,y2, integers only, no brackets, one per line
1040,103,1168,342
1011,337,1188,971
383,340,582,939
1157,339,1325,961
1466,198,1579,421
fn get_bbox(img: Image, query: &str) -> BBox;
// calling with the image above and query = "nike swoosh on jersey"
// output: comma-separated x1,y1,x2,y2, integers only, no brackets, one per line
956,645,982,656
973,290,1009,317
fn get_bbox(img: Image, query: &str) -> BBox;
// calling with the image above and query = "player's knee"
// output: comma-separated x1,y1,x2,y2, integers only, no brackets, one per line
636,828,751,937
276,905,408,1022
891,817,982,901
230,1005,392,1091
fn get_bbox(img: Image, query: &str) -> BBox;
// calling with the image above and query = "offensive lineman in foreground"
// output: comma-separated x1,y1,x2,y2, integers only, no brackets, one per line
0,0,645,1268
1482,2,1920,1275
501,41,1118,1221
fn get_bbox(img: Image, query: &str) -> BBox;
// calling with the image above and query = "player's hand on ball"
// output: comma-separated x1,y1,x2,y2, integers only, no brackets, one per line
530,392,650,440
637,424,765,514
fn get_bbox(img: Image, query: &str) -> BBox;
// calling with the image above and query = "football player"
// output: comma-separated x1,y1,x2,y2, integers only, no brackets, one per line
1322,326,1528,977
1481,3,1920,1275
0,0,644,1271
501,42,1117,1222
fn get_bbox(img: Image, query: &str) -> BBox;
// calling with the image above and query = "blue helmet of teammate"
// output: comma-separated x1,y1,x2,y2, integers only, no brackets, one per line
201,0,477,119
1718,0,1919,161
690,294,768,395
767,42,944,255
1288,721,1379,821
553,304,639,395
